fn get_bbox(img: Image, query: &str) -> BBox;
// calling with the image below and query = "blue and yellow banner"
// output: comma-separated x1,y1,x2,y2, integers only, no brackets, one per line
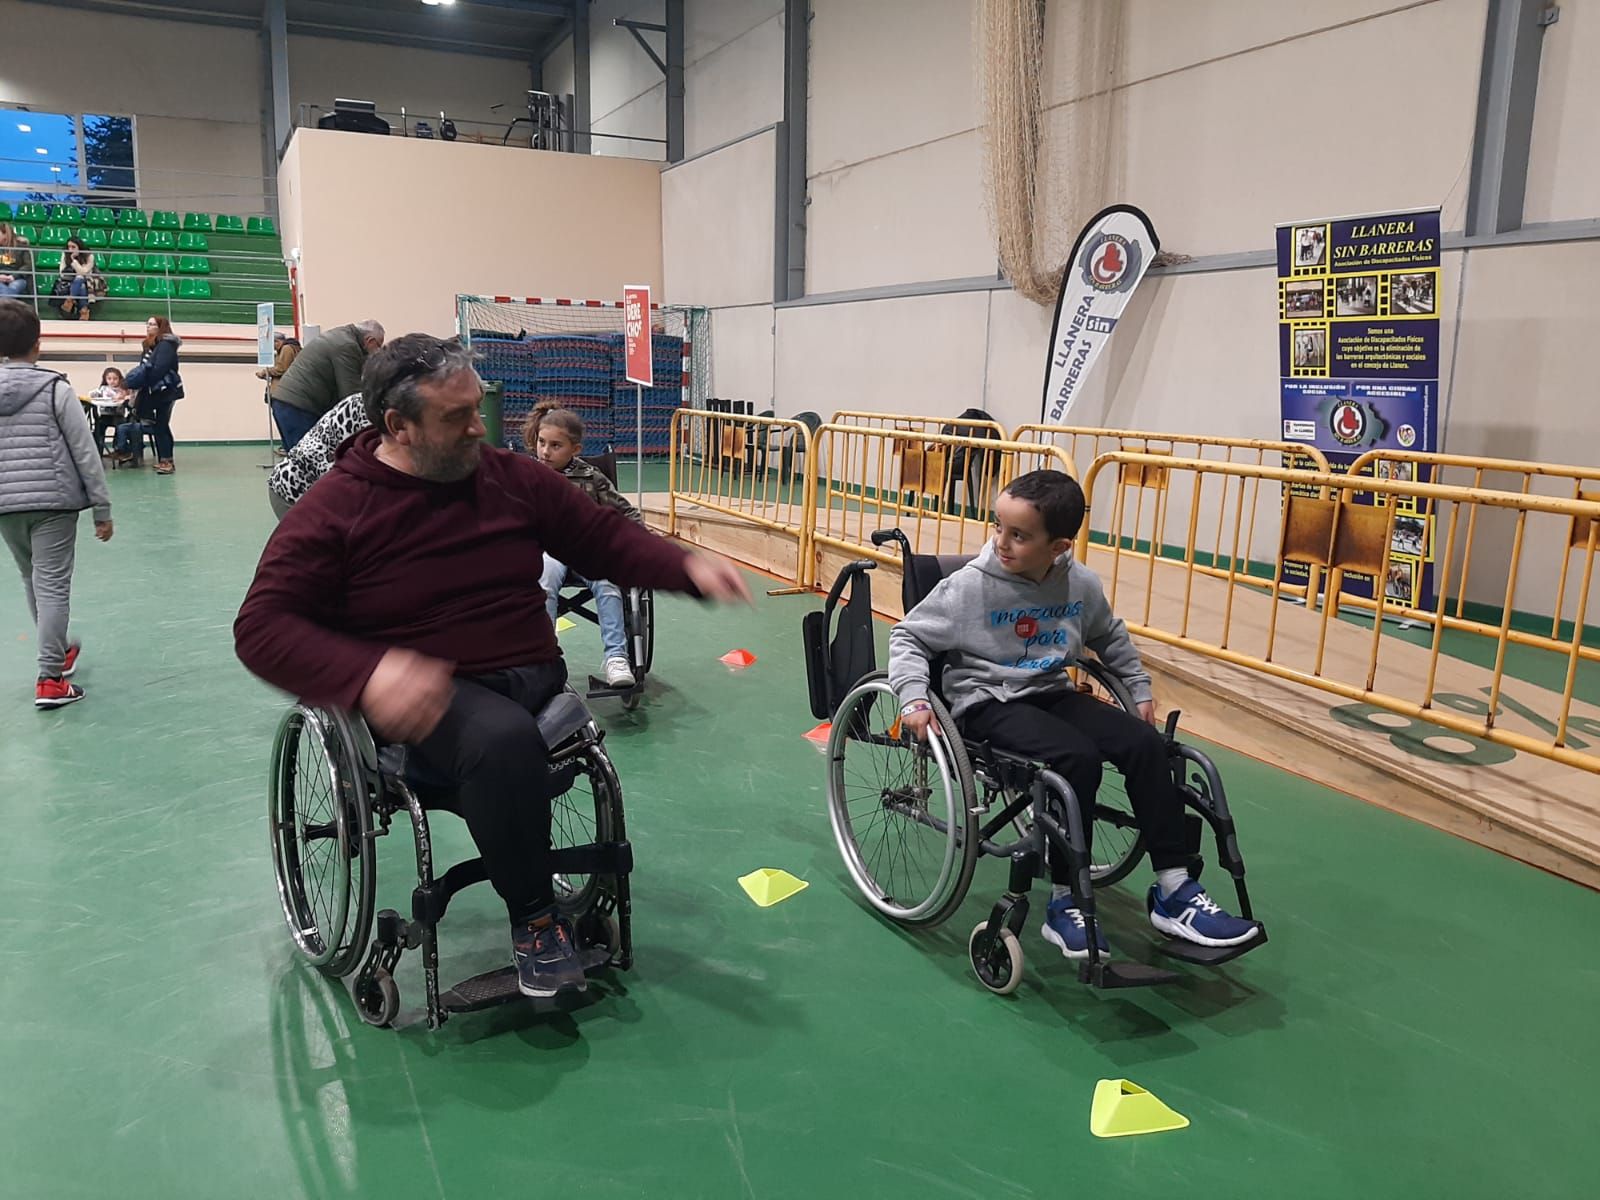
1275,207,1441,606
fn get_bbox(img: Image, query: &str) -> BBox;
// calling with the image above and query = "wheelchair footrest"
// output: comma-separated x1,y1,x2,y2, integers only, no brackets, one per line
1077,959,1183,989
1155,925,1267,967
440,967,524,1014
585,675,642,699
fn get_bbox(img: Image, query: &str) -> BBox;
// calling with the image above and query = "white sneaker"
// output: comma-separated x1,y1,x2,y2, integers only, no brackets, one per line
603,656,636,688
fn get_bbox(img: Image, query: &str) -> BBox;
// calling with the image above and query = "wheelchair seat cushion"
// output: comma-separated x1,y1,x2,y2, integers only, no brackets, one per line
903,552,975,613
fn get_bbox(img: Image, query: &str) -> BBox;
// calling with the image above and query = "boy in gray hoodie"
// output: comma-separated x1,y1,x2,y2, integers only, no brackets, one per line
0,299,114,708
889,470,1257,957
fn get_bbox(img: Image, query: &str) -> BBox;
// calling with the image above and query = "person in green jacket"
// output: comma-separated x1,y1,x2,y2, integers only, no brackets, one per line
270,319,383,451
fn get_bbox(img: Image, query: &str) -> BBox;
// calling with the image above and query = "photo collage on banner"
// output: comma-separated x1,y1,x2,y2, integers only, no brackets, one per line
1275,208,1441,607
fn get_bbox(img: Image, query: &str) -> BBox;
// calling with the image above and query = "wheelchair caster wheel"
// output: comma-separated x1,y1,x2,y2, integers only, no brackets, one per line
356,968,400,1027
577,909,622,961
968,922,1024,996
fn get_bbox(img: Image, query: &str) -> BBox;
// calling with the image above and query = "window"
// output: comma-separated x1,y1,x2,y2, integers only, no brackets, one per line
0,107,137,208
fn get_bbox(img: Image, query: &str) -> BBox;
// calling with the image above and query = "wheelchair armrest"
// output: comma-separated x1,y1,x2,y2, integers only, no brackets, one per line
537,689,594,750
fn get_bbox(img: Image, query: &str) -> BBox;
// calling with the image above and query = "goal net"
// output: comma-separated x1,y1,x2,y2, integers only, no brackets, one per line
458,295,712,457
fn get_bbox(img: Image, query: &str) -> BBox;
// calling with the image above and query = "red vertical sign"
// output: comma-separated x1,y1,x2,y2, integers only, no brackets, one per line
624,284,653,387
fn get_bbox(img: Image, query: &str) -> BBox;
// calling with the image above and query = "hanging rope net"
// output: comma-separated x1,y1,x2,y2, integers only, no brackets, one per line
977,0,1131,305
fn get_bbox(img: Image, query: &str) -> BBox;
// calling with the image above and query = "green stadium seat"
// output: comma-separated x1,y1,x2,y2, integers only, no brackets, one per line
107,276,140,299
151,210,180,230
106,252,142,272
37,226,71,247
33,251,62,272
177,255,211,275
18,203,50,223
49,205,82,224
77,228,110,249
143,230,177,250
182,212,213,232
110,228,141,249
116,209,148,229
84,207,115,227
142,253,176,273
141,277,176,300
246,216,277,236
14,225,38,243
176,232,209,252
178,279,212,301
0,202,11,220
215,214,245,233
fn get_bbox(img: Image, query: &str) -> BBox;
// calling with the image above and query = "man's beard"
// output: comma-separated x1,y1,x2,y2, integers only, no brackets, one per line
411,438,481,482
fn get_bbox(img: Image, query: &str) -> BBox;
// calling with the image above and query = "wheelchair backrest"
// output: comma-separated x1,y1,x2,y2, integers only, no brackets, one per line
902,552,975,614
582,453,619,487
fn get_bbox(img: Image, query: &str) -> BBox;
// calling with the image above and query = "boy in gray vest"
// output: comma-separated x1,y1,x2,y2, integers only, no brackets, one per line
0,299,114,708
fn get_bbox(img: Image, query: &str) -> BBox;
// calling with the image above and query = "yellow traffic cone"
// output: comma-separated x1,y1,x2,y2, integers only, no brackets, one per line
1089,1079,1190,1138
738,868,809,907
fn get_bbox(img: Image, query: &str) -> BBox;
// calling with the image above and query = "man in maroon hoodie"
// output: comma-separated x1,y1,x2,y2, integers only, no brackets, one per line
235,333,750,998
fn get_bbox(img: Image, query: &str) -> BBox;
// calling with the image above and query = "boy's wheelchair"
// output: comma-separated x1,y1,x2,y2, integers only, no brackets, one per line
802,529,1265,995
553,452,655,710
267,689,634,1030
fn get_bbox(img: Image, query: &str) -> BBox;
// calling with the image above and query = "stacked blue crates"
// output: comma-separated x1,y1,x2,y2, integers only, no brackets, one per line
472,335,535,451
472,334,616,453
606,333,684,458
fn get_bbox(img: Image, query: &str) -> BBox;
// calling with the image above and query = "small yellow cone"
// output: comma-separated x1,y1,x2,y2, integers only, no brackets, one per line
555,616,577,633
738,868,809,907
1089,1079,1190,1139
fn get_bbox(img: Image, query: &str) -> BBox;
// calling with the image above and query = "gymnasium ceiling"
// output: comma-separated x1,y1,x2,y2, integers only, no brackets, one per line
39,0,572,61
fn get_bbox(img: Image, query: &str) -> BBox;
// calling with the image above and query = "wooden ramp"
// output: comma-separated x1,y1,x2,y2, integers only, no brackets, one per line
651,496,1600,888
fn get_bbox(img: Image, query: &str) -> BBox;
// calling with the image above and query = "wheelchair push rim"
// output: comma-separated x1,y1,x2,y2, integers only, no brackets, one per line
269,707,362,971
826,675,977,926
1072,659,1148,887
550,744,620,917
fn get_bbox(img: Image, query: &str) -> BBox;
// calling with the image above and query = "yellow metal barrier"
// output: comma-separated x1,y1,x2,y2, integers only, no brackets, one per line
1012,423,1332,475
830,410,1008,511
668,409,816,586
1078,451,1600,774
1346,450,1600,663
810,423,1074,575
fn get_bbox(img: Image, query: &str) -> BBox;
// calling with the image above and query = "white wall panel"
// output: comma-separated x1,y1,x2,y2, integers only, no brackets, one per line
663,130,776,308
1524,0,1600,223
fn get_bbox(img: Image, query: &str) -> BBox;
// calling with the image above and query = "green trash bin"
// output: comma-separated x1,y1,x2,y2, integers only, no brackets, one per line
480,380,504,450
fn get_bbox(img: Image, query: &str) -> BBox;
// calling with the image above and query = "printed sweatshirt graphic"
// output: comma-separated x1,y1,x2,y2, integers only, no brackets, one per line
888,542,1153,717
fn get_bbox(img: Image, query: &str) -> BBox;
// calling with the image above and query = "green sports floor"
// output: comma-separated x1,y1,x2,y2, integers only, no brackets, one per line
2,447,1596,1199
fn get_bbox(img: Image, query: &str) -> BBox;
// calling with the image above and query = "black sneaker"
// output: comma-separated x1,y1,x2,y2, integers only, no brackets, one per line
512,912,587,997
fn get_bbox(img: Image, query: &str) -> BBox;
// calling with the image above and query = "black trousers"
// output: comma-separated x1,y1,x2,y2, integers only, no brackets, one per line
410,662,570,925
960,689,1190,878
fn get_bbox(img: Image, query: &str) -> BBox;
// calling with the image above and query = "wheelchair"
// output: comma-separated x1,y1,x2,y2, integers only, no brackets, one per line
268,688,634,1029
552,452,655,710
802,528,1266,995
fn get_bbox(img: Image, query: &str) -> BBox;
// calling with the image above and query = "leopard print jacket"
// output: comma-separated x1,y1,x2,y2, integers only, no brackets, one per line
268,392,369,506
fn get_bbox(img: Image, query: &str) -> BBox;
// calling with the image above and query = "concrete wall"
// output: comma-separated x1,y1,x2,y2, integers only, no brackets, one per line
280,127,663,340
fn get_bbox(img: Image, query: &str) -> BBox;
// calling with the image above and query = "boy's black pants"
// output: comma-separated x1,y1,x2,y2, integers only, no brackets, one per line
960,689,1191,880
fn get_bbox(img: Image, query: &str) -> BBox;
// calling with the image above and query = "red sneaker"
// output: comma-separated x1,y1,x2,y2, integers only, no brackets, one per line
62,643,81,678
36,677,85,709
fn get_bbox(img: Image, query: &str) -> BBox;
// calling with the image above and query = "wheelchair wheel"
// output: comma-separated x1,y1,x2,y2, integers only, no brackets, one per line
968,922,1024,996
269,706,376,977
1073,659,1148,887
627,588,655,676
827,673,977,927
550,743,622,919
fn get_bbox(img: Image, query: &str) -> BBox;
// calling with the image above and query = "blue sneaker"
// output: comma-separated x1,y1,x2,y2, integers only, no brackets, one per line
512,912,588,997
1040,894,1111,960
1148,879,1259,947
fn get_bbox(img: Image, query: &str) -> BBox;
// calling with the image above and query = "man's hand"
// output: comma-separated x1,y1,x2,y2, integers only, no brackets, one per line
94,520,113,542
684,552,753,605
1137,699,1157,725
359,648,455,743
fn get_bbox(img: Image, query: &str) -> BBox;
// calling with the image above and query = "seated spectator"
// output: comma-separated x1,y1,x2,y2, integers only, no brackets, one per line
51,238,103,321
0,223,33,302
234,333,751,997
87,367,132,457
525,402,643,688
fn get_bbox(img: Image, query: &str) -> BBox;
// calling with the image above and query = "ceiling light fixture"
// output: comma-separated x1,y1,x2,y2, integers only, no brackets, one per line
36,147,48,154
17,123,31,132
421,1,457,7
